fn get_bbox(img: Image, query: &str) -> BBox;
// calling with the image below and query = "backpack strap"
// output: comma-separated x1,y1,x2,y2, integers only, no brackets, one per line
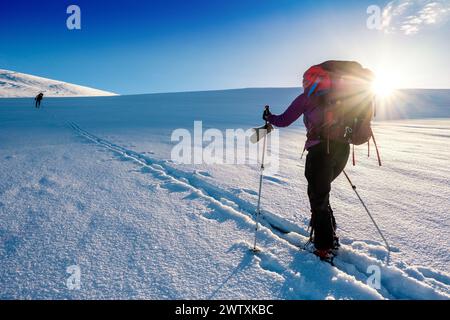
307,78,321,97
352,144,356,166
373,96,377,118
371,130,382,166
327,136,330,154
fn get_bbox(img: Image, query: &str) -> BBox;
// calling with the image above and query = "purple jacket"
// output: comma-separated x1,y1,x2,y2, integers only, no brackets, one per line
267,93,321,150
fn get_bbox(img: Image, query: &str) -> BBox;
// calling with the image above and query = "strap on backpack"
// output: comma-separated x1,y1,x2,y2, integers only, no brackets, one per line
352,144,356,166
371,130,382,166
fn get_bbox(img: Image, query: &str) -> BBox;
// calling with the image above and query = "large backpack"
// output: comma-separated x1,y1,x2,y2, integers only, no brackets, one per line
303,60,381,166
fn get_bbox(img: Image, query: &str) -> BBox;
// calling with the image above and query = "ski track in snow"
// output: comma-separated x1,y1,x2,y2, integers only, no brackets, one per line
69,122,450,300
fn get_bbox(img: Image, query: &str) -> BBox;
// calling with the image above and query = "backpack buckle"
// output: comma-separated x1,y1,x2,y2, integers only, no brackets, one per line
344,126,353,138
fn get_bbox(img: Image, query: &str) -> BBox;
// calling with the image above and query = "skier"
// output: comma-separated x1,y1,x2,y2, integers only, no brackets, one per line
35,92,44,108
263,61,376,260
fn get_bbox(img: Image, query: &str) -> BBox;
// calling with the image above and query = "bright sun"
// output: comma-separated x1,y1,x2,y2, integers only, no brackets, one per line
371,71,397,98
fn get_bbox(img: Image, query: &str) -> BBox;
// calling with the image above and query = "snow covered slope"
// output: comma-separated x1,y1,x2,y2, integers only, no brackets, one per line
0,88,449,299
0,69,116,97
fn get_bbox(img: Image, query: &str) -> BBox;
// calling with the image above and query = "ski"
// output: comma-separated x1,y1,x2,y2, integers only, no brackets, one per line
249,211,339,266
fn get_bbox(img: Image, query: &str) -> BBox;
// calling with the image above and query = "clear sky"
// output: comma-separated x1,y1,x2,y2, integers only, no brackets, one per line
1,0,449,94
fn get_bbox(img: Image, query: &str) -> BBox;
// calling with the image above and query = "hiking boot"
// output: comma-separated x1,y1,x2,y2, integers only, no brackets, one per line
333,235,340,250
314,249,333,261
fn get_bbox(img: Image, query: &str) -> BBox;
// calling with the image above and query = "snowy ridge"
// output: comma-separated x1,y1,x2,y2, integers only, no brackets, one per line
69,122,450,300
0,69,116,97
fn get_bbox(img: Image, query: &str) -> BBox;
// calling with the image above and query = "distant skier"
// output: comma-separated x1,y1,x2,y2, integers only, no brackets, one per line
263,61,378,261
35,92,44,108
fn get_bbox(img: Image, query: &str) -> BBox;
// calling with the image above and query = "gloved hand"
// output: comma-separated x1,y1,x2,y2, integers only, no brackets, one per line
262,105,272,121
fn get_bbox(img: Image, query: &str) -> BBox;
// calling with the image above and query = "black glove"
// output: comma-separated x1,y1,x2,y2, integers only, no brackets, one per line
262,105,272,121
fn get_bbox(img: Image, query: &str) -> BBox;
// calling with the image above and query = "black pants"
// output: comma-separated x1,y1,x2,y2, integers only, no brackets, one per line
35,100,41,108
305,141,350,250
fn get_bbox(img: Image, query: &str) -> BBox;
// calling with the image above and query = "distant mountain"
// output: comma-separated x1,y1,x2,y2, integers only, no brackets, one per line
0,69,117,97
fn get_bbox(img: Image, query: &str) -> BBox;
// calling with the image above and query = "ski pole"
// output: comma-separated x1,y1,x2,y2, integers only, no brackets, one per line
252,120,268,252
342,170,391,265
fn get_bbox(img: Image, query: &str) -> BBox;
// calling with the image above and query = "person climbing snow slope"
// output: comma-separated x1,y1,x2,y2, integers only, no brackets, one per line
263,61,379,261
35,92,44,108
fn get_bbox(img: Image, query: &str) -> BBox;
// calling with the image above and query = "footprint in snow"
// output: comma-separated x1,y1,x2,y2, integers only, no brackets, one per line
118,155,132,162
263,175,288,185
159,181,190,193
231,188,258,196
152,164,165,171
228,242,285,275
416,267,450,286
348,239,400,252
194,170,212,177
241,188,258,196
38,176,57,188
140,167,152,173
183,192,201,200
2,234,22,256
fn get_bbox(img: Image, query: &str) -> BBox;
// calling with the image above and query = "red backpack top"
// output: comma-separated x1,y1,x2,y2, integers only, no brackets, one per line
303,61,381,166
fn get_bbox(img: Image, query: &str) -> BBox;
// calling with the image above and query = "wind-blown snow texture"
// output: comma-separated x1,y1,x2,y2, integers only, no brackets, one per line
0,69,116,97
0,88,449,299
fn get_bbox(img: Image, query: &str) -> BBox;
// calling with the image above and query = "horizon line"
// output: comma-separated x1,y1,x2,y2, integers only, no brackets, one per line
2,86,450,99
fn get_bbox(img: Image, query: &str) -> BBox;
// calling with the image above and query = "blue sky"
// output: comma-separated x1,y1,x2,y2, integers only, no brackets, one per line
1,0,449,94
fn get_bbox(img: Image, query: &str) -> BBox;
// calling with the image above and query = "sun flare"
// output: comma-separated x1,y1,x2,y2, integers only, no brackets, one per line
371,70,398,99
372,77,394,98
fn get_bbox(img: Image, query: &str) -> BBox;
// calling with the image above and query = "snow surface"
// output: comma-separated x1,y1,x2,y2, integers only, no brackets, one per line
0,88,449,299
0,69,116,97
